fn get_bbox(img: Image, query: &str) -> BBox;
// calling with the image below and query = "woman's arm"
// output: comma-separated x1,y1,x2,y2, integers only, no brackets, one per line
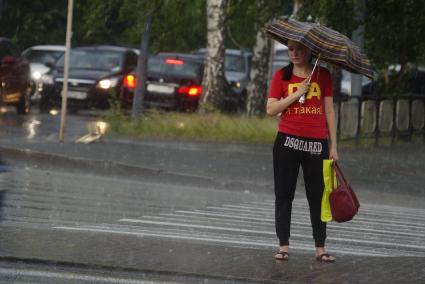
266,79,310,117
325,96,338,161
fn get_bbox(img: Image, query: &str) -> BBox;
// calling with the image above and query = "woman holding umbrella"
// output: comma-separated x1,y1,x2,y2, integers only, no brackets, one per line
265,19,374,263
266,39,337,263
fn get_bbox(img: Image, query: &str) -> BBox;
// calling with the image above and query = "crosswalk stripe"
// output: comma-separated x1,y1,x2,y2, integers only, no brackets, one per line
51,198,425,257
147,213,425,239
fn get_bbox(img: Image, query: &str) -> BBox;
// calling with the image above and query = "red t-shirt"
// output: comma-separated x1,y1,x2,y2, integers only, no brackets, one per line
268,67,333,139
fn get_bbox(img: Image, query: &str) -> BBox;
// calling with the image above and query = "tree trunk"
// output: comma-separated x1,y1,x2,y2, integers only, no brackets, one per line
199,0,227,112
329,65,342,96
246,27,271,116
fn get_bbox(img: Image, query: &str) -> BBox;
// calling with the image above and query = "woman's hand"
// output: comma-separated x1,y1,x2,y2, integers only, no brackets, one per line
266,79,311,117
295,79,311,98
329,146,339,162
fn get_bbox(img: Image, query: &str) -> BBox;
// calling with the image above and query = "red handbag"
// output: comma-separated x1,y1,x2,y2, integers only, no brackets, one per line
329,162,360,222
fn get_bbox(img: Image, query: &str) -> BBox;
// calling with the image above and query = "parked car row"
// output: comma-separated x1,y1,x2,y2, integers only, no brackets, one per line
0,36,255,114
4,41,253,113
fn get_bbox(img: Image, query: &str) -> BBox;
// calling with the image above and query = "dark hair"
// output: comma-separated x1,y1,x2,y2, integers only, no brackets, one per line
281,63,293,81
281,55,316,81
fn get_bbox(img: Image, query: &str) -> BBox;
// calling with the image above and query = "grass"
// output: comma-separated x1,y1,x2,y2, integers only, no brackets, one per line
104,110,280,144
103,110,425,147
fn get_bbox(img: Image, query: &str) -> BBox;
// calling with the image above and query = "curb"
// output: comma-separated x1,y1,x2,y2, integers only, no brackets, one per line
0,146,250,191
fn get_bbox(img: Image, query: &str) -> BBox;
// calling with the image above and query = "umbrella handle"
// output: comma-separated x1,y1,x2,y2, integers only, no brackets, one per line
298,54,321,104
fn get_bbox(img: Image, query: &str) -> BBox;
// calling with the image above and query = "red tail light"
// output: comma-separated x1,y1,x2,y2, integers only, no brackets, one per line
123,74,136,89
178,85,202,97
165,58,184,65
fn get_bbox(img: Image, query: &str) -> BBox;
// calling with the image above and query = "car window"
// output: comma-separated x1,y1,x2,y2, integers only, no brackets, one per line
148,57,202,78
56,50,124,72
22,50,64,65
8,42,20,57
225,54,246,73
123,51,138,70
275,49,288,57
0,42,9,60
0,40,16,60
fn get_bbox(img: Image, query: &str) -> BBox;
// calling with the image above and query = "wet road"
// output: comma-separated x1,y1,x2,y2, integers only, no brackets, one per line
1,166,424,258
0,108,424,283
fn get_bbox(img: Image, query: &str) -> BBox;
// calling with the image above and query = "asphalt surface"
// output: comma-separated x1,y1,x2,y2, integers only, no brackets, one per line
0,111,424,283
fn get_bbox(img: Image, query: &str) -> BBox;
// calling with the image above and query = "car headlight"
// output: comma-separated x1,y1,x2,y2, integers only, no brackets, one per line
97,78,119,89
32,71,42,80
41,74,54,85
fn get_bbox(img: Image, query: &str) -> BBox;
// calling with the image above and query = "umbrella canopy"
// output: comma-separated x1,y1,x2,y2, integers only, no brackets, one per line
265,19,374,79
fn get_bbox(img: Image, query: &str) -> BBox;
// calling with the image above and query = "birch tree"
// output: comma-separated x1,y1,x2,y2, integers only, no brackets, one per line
244,0,286,116
246,25,271,116
199,0,227,112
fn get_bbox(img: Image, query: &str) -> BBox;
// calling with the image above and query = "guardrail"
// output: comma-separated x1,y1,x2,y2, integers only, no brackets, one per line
334,95,425,143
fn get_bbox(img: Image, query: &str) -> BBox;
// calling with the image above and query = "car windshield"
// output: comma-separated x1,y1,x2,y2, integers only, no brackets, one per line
225,54,246,72
22,49,64,65
56,49,123,72
148,56,202,77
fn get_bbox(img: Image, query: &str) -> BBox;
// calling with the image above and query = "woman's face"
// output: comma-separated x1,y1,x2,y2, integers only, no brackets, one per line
287,40,311,65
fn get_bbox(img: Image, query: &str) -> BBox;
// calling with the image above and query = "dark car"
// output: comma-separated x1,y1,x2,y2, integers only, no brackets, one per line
40,45,138,112
121,53,204,112
361,65,425,97
194,48,252,111
0,37,31,114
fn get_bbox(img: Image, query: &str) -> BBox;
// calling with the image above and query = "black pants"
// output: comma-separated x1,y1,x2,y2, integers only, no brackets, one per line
273,132,329,247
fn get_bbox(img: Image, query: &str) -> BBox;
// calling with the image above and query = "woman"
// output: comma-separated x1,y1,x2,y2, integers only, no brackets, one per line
267,40,338,263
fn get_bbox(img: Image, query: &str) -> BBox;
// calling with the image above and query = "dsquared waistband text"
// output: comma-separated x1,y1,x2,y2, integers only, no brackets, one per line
283,136,323,154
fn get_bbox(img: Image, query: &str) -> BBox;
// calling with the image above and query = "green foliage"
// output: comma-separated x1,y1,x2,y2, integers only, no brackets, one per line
2,0,424,98
365,0,425,69
225,0,288,49
0,0,67,49
297,0,359,36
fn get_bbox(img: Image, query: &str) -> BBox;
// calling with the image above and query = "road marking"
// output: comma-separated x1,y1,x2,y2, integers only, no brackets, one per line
54,198,425,257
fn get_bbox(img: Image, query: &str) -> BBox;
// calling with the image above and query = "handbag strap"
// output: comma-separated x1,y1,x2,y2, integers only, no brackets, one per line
333,162,348,186
331,161,337,190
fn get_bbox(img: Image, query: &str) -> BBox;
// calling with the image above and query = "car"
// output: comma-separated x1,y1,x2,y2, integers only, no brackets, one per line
360,65,425,97
21,45,65,101
269,43,290,80
121,53,204,112
194,48,252,111
40,45,138,112
340,70,372,96
0,37,32,114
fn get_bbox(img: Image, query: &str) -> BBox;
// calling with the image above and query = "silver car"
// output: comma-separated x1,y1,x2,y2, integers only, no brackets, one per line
21,45,65,101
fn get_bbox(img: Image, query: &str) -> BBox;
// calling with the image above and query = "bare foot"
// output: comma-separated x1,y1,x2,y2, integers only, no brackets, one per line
315,247,335,263
275,245,289,261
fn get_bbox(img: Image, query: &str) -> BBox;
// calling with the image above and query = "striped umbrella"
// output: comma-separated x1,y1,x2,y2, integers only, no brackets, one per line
265,19,374,79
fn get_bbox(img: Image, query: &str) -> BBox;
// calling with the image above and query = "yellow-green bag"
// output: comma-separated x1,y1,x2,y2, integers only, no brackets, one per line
321,159,336,222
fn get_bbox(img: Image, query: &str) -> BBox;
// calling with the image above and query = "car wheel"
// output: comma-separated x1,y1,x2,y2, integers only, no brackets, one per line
237,90,247,113
39,96,53,113
16,87,31,115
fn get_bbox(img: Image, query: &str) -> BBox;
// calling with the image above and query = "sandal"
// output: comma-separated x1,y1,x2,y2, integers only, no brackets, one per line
275,251,289,261
316,253,335,263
